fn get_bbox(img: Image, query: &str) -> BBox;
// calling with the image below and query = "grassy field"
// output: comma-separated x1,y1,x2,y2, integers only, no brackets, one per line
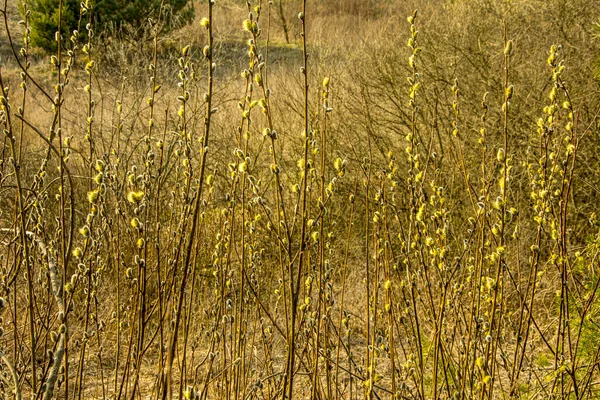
1,0,600,398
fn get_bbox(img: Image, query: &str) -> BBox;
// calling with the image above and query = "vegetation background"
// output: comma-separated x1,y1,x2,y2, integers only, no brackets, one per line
1,0,600,398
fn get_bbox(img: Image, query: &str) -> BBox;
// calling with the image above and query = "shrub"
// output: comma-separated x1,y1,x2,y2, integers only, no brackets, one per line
22,0,194,52
23,0,79,52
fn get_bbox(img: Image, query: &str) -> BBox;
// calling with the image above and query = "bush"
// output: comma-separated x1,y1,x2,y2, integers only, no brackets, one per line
22,0,194,52
24,0,79,52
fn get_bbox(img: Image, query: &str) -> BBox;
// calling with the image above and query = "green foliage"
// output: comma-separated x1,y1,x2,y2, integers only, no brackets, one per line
93,0,194,34
22,0,194,53
23,0,78,52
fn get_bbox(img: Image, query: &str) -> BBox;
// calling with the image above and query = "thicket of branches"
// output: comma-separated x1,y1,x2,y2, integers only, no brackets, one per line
1,0,600,399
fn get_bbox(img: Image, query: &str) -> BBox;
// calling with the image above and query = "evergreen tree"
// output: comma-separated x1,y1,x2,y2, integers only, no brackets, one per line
22,0,194,52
